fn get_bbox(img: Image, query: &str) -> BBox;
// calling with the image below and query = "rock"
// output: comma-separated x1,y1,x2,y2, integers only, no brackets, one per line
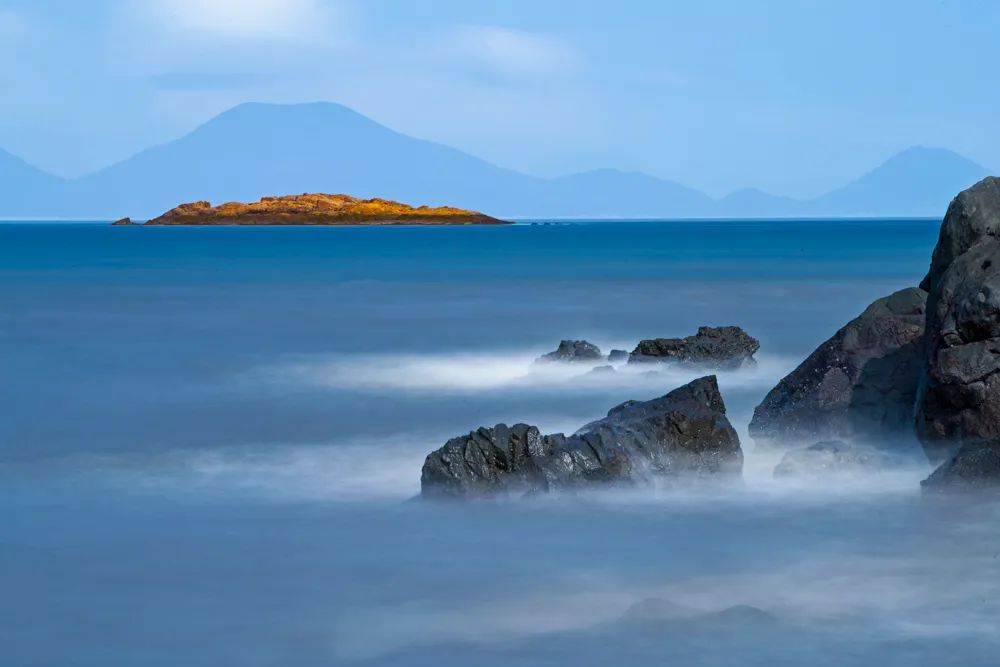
628,326,760,369
920,176,1000,292
608,349,629,363
536,339,603,363
144,193,509,226
585,365,616,376
921,440,1000,491
111,217,133,225
420,375,743,499
917,177,1000,462
773,440,893,477
750,288,927,449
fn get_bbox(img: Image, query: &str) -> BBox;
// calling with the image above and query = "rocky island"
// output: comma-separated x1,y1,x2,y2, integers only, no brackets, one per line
136,193,509,226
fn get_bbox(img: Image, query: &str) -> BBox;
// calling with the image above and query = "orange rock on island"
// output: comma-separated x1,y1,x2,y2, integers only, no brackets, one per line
142,193,509,225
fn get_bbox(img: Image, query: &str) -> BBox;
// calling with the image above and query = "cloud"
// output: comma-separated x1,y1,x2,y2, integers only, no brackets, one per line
137,0,348,44
452,25,581,78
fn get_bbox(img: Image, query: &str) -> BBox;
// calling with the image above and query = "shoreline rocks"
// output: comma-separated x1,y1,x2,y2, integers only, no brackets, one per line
749,287,927,450
420,376,742,499
922,440,1000,491
628,326,759,369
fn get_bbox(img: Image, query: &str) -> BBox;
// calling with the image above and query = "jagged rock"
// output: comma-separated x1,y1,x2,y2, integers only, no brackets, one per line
608,349,629,363
750,288,927,449
922,440,1000,491
773,440,893,477
420,376,743,499
536,339,603,363
917,177,1000,463
111,217,133,225
628,326,759,369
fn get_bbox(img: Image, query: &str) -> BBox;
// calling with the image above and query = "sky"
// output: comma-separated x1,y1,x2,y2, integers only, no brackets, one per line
1,0,998,197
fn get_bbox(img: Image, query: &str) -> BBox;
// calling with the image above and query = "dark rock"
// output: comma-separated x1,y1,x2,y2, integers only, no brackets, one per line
920,176,1000,292
628,326,759,369
773,440,893,477
536,339,603,363
917,177,1000,462
111,217,133,225
921,440,1000,491
608,349,629,363
750,288,927,449
420,375,743,499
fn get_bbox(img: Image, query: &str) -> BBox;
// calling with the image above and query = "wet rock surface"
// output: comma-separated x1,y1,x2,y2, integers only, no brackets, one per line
628,326,759,369
420,376,742,499
750,288,927,449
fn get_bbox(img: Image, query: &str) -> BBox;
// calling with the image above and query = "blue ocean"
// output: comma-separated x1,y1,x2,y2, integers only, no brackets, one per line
5,219,999,666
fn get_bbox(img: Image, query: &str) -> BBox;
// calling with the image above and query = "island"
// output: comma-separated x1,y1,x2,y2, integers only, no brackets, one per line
135,193,509,226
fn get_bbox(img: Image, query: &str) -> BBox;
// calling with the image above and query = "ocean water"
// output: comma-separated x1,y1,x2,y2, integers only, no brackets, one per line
4,219,999,666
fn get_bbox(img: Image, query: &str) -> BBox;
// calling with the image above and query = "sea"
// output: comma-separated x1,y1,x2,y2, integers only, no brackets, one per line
4,219,1000,666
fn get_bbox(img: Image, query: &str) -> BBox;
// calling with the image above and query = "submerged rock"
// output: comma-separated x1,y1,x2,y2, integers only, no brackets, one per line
917,177,1000,463
536,339,603,363
750,288,927,449
628,326,760,369
608,349,629,363
922,440,1000,491
773,440,893,477
420,375,743,499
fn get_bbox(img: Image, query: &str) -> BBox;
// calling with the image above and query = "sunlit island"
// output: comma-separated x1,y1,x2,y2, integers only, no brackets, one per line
113,193,509,226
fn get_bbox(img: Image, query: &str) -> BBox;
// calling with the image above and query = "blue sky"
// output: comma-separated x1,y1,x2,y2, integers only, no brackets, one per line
1,0,997,197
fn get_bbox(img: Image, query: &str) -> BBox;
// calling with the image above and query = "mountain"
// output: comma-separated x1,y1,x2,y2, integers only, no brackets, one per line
0,149,64,218
0,102,993,219
812,147,991,217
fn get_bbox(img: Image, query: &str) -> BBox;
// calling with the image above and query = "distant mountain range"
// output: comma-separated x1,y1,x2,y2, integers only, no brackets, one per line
0,102,992,219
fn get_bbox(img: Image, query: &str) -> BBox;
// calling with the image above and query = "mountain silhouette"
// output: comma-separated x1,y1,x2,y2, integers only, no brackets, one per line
0,103,992,219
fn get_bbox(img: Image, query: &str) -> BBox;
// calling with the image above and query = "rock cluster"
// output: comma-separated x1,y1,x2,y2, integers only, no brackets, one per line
420,376,742,499
628,326,760,368
750,176,1000,489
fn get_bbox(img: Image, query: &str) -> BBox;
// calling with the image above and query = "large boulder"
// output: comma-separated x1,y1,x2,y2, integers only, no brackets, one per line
749,288,927,449
920,176,1000,292
536,339,603,363
628,326,759,369
921,440,1000,491
917,177,1000,462
421,375,743,499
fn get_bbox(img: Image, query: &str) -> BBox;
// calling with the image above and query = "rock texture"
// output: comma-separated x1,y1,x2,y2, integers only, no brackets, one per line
917,177,1000,462
420,376,742,499
628,326,759,369
922,440,1000,491
749,288,927,449
773,440,893,477
536,339,603,363
144,193,508,226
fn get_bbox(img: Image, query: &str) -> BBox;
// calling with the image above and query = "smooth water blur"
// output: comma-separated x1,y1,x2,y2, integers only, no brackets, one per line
5,219,999,666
